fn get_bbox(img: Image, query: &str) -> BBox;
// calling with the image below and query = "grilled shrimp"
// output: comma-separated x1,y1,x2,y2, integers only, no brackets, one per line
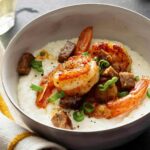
91,79,149,119
36,68,58,108
53,55,100,96
90,41,132,72
74,26,93,55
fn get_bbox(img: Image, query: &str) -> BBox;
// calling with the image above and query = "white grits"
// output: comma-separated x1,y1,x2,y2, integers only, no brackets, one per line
18,38,150,131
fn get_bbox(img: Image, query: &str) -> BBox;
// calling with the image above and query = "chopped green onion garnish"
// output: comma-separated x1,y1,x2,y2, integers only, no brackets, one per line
30,84,43,92
48,91,65,102
82,52,89,56
73,110,84,122
118,91,129,98
134,76,140,81
93,56,100,63
99,69,103,75
98,76,118,91
99,59,110,69
147,88,150,98
36,67,43,72
40,51,46,56
31,59,44,73
83,102,94,113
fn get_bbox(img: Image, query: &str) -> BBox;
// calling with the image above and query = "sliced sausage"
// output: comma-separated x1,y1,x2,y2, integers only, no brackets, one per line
17,52,34,75
90,49,112,63
51,111,73,129
98,77,109,84
119,72,135,90
95,84,118,103
102,66,118,78
59,95,82,109
58,41,76,63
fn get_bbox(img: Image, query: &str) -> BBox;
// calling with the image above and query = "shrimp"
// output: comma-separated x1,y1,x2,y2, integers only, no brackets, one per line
90,41,132,72
91,79,149,119
53,55,100,96
74,26,93,55
36,67,59,108
36,73,54,108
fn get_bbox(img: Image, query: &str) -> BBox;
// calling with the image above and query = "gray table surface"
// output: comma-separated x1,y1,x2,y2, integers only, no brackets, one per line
1,0,150,149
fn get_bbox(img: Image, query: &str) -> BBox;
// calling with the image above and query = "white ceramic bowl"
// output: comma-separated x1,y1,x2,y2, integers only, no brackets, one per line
2,4,150,150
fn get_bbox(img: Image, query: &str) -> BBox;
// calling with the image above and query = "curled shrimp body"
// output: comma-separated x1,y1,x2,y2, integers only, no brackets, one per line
36,71,55,108
53,55,100,96
90,41,132,72
36,66,60,108
91,79,149,119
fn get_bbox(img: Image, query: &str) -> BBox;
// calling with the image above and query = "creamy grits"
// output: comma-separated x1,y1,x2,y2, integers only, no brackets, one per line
18,38,150,131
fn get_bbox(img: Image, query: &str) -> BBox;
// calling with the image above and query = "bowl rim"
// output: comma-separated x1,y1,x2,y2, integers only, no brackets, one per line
2,3,150,133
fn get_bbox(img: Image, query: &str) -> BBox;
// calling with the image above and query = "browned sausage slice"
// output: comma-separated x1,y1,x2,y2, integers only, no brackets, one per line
17,52,34,75
51,111,73,129
119,72,135,90
58,41,76,63
59,95,82,109
102,66,118,78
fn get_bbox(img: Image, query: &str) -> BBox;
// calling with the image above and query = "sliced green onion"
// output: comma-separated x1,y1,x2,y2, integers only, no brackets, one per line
134,76,140,81
99,69,103,75
30,84,43,92
36,67,43,72
147,88,150,98
31,59,44,73
48,91,65,102
98,76,118,91
73,110,84,122
83,102,94,113
118,91,129,98
93,56,100,63
82,52,89,56
99,59,110,69
40,51,46,56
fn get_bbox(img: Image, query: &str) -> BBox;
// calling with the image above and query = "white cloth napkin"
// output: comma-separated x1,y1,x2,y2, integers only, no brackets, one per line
0,113,66,150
